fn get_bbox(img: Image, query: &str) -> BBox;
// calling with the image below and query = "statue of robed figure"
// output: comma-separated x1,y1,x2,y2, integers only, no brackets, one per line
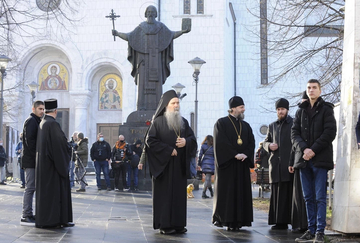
112,5,191,111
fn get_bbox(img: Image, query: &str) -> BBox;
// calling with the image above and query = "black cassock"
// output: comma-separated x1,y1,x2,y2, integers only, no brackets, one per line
35,115,72,227
212,115,255,228
146,115,196,230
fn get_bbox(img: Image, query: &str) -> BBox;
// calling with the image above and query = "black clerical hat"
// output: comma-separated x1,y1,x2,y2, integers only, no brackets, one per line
153,90,178,120
275,98,289,110
229,96,244,108
44,98,58,110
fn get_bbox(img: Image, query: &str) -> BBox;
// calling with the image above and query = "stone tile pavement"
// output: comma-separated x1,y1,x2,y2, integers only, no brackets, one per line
0,176,359,243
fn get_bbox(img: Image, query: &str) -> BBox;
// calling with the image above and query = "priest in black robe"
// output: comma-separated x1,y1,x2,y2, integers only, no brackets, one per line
263,98,294,230
35,99,73,228
145,90,197,235
212,96,255,231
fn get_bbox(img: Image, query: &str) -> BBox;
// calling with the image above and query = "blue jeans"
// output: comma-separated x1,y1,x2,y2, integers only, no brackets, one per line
300,161,327,234
94,160,111,188
69,160,75,188
127,164,138,188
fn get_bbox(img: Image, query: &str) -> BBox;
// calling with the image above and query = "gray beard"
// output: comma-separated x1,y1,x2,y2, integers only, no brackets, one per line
234,112,244,120
164,111,183,131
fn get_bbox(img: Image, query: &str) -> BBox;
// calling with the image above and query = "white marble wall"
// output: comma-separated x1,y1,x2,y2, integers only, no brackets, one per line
4,0,314,147
332,0,360,233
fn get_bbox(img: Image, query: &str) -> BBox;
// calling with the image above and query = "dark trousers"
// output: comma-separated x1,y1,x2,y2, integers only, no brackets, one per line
112,162,127,189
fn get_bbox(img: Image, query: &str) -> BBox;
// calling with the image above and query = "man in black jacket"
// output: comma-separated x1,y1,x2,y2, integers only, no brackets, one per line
21,100,44,226
90,133,112,191
292,79,336,243
263,98,294,230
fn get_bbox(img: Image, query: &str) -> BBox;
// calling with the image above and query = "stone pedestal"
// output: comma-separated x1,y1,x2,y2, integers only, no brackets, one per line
332,0,360,233
119,110,155,191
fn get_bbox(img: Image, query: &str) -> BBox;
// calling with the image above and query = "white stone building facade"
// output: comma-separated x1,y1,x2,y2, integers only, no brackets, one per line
4,0,308,148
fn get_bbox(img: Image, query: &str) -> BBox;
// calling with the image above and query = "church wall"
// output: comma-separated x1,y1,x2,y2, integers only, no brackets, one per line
4,0,341,152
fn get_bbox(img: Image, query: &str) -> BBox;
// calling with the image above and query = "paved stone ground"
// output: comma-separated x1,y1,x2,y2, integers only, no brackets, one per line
0,175,359,243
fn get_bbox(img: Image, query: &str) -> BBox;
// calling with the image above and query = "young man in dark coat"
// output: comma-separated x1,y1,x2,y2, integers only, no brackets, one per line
263,98,294,230
145,90,197,235
212,96,255,231
20,100,44,226
35,99,73,228
292,79,336,243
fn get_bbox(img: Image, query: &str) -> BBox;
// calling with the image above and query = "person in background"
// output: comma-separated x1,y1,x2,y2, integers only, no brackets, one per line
0,140,7,185
69,132,78,188
128,139,142,191
111,135,132,191
197,135,215,199
74,132,88,192
16,133,25,188
91,133,112,191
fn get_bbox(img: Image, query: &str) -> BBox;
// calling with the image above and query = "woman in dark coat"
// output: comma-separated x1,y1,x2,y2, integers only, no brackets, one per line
198,135,215,198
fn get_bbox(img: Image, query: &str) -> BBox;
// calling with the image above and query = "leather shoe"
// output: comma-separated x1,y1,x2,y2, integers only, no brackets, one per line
62,222,75,227
175,227,187,233
213,221,222,227
227,227,240,231
271,224,288,230
159,228,176,235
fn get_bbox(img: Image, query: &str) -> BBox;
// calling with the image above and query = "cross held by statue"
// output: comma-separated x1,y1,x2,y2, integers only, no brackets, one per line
106,9,120,41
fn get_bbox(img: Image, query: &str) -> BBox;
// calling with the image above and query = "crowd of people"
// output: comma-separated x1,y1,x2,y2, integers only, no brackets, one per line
0,79,336,243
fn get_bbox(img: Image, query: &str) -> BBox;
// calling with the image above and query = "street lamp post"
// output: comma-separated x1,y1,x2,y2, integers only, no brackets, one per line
27,81,39,104
188,57,206,139
172,82,187,100
0,55,11,141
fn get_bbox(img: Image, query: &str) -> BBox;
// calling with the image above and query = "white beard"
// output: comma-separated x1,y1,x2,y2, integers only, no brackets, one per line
164,110,183,131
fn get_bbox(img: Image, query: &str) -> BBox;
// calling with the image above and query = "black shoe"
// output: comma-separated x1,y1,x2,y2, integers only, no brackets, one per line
134,187,139,191
159,228,176,235
106,188,112,191
62,222,75,227
227,227,240,231
213,221,222,227
0,182,7,185
20,185,25,188
271,224,288,230
97,187,102,191
202,192,209,199
295,230,315,242
20,216,35,226
175,227,187,234
209,187,214,197
76,188,85,192
314,232,325,243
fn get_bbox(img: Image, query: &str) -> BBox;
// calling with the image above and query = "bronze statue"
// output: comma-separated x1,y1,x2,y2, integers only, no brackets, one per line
112,5,191,110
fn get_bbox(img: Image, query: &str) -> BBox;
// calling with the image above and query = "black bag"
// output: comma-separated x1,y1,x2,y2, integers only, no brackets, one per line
130,154,140,168
195,170,203,180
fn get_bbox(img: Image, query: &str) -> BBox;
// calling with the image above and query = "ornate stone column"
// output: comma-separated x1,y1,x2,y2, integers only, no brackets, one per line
71,91,91,135
332,0,360,233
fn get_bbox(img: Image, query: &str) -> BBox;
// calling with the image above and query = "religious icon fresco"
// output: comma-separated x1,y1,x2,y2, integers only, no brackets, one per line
99,74,122,110
38,62,69,91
